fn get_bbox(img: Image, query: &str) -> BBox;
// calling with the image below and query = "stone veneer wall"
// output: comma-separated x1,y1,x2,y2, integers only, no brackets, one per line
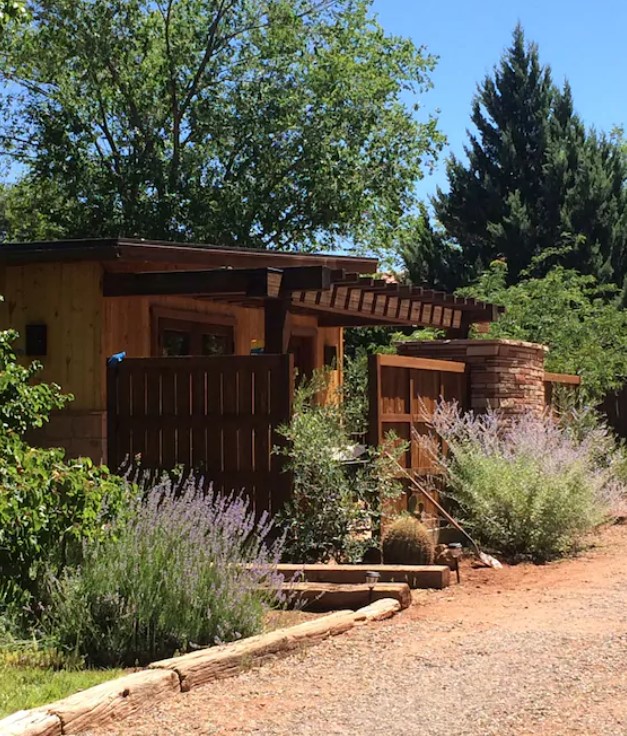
396,339,548,418
26,411,107,464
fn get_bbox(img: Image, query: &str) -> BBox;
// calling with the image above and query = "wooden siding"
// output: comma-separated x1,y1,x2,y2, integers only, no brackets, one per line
103,294,341,404
0,262,103,410
0,262,342,417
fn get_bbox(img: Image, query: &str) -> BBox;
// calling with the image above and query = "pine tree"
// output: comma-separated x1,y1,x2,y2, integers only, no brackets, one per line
413,25,627,289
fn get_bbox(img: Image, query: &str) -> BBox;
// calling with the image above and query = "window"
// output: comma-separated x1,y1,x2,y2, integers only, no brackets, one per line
157,317,234,357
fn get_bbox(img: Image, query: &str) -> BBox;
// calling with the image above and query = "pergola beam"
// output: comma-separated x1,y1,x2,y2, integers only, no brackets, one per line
103,265,335,299
103,267,285,299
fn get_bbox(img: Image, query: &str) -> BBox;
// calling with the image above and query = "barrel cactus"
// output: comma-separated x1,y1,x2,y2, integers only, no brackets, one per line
382,516,435,565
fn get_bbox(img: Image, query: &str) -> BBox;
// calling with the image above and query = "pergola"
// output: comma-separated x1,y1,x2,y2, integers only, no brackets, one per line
103,265,502,353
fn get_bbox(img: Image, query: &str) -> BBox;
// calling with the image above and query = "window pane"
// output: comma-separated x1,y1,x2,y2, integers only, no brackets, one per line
162,329,190,356
202,332,232,356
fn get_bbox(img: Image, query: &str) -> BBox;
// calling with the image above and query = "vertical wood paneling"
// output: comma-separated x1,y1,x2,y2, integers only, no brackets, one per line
0,262,103,410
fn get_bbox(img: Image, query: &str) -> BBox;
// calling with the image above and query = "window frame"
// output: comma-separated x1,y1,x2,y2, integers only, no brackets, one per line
151,306,236,357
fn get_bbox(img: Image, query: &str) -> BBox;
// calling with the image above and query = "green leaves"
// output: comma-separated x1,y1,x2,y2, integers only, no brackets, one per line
0,433,127,599
0,329,70,434
459,261,627,402
0,0,442,257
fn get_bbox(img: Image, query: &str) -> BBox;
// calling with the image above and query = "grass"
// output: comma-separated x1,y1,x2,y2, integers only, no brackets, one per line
0,609,315,720
0,665,123,719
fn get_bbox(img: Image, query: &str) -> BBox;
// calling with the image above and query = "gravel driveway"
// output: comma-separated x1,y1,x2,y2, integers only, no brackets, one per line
89,523,627,736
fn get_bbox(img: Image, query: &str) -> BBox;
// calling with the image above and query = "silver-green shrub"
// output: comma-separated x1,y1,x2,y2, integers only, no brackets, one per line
427,405,626,562
45,478,284,666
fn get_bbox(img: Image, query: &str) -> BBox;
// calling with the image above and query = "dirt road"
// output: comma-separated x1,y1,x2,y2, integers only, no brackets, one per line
90,523,627,736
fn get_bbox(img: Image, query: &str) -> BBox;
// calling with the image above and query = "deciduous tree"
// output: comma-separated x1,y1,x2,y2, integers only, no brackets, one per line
0,0,443,255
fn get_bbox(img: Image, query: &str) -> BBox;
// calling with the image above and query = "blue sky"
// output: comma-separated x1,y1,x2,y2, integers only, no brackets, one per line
370,0,627,201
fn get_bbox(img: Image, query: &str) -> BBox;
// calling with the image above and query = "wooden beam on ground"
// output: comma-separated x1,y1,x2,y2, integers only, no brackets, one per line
102,267,283,299
150,610,360,691
0,710,62,736
282,582,411,611
46,670,179,735
274,563,450,589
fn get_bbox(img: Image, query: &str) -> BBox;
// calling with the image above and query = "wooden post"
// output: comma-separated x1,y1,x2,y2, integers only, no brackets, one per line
106,361,118,470
264,298,291,354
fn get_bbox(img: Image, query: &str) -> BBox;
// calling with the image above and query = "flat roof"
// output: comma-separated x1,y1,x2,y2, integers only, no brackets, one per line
0,237,379,274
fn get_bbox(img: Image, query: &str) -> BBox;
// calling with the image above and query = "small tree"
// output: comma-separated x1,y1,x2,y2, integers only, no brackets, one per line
275,371,403,563
0,324,70,434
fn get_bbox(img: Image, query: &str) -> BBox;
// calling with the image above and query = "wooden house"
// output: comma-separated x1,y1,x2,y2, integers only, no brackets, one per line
0,238,499,510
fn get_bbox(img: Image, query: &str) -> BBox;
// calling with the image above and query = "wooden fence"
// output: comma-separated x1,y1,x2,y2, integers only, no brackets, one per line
601,383,627,439
543,371,581,406
107,354,294,513
368,353,467,517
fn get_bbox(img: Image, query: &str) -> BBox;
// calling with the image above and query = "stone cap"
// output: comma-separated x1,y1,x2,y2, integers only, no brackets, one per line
396,338,549,353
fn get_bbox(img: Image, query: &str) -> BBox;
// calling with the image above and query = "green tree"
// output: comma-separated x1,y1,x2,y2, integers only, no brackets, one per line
415,25,627,289
459,260,627,402
0,0,443,256
0,1,26,28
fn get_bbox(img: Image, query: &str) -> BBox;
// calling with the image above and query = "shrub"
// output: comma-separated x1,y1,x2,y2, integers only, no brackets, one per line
45,478,285,666
382,517,434,564
428,405,626,562
0,319,127,612
0,324,70,434
275,372,403,563
0,432,127,603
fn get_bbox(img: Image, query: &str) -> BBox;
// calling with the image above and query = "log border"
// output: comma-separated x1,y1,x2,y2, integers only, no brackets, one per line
0,598,402,736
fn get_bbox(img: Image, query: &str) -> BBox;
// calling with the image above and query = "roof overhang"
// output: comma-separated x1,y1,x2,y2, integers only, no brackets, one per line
0,237,378,274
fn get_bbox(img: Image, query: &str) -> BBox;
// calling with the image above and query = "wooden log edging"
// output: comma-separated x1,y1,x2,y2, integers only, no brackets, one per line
282,581,412,611
254,562,451,590
0,598,403,736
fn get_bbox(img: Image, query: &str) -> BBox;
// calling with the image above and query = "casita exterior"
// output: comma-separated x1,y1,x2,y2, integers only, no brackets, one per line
0,238,501,473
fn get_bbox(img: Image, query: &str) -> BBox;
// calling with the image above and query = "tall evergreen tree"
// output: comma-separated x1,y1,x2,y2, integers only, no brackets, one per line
409,25,627,289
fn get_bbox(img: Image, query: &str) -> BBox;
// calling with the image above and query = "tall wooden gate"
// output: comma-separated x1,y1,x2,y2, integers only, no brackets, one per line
107,355,294,513
368,353,467,516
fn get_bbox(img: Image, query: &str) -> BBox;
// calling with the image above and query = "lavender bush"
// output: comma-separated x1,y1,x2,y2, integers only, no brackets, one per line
426,405,626,562
44,478,284,666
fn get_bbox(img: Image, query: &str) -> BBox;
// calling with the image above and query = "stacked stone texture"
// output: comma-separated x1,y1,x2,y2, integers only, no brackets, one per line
397,339,548,418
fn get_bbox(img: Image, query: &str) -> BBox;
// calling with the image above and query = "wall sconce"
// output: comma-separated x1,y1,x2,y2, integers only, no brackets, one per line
25,324,47,357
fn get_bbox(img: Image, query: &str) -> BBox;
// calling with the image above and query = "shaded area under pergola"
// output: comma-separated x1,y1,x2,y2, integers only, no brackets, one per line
103,265,503,353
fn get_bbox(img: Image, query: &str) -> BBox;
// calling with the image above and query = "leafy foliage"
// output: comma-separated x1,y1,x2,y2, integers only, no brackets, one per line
428,404,625,562
459,261,627,402
275,371,403,563
0,432,127,603
0,325,70,433
0,0,443,257
410,25,627,290
45,479,284,666
0,319,126,611
0,1,26,29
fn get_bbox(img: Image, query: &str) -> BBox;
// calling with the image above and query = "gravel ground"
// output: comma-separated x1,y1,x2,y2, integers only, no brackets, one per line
88,523,627,736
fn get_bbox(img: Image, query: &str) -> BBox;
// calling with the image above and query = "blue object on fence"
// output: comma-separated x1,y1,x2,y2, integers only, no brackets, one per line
107,351,127,365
